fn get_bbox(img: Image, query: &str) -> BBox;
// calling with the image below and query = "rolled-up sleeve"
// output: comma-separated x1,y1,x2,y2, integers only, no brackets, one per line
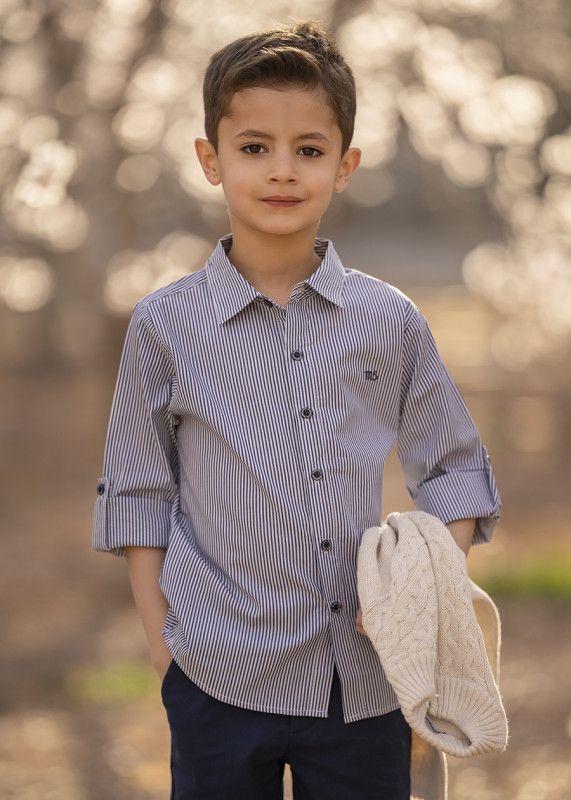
397,304,501,545
93,302,178,556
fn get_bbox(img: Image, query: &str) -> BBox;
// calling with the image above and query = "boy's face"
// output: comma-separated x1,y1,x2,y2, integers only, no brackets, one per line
195,86,360,243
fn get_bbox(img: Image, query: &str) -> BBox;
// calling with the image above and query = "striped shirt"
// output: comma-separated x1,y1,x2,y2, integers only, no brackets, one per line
93,236,500,722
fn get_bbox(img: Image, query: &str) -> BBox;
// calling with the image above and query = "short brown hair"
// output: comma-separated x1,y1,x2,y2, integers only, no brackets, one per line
202,20,356,154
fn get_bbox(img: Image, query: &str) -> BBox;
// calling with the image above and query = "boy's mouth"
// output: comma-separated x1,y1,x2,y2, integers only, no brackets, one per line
261,196,302,208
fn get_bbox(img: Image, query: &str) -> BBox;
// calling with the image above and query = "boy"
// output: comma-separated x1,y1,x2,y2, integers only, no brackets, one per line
93,20,500,800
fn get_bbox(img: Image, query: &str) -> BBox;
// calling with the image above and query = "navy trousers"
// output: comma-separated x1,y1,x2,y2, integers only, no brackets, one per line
161,661,411,799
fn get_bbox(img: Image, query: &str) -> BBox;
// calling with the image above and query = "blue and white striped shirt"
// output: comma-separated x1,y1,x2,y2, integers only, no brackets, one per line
93,236,500,722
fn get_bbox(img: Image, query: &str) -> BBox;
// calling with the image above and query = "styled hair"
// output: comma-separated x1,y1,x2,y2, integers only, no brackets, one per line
202,20,356,154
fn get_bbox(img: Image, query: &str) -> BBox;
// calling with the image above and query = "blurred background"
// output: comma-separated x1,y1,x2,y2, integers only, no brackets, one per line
0,0,570,797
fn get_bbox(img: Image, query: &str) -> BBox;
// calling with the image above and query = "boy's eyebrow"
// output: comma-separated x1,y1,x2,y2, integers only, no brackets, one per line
233,129,272,140
233,129,331,142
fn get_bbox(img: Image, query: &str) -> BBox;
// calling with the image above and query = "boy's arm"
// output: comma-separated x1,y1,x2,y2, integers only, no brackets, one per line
397,306,501,544
125,546,172,680
446,517,475,556
93,303,178,556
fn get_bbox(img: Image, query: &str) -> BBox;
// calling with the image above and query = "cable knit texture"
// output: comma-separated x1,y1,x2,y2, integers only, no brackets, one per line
358,511,508,759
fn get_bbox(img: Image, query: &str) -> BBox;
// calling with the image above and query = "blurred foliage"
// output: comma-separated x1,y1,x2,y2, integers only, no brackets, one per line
480,555,571,598
66,662,157,705
0,0,570,372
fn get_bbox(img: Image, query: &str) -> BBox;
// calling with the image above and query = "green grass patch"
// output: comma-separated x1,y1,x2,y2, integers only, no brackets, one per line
477,556,571,599
66,662,157,706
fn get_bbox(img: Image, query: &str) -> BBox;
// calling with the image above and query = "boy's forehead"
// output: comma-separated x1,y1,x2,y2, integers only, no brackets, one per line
225,85,335,120
220,85,340,136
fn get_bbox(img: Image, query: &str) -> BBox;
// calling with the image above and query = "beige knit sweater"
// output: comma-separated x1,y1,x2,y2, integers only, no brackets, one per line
357,511,508,759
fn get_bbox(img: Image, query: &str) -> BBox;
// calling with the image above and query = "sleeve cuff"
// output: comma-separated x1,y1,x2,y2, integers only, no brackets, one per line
413,467,501,546
93,486,172,556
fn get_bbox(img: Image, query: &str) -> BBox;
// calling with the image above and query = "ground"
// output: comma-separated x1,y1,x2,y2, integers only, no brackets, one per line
1,591,570,799
1,369,570,799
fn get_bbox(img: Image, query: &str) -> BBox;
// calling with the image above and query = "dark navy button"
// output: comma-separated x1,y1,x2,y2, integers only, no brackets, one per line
301,407,313,420
262,298,273,307
320,539,332,551
311,469,323,482
330,601,342,614
291,350,303,361
97,484,105,495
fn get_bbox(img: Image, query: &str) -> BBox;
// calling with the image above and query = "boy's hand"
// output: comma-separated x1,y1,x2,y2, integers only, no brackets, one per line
356,606,367,636
125,546,172,681
154,648,174,682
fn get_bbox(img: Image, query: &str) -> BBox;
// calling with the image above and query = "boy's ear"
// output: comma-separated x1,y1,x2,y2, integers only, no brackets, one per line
195,138,221,186
334,146,361,193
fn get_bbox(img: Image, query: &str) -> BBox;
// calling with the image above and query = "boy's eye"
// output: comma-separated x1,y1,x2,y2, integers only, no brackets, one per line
242,144,265,155
299,146,323,157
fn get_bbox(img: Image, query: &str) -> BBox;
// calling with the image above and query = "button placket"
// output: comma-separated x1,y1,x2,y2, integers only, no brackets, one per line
286,307,322,488
287,301,339,615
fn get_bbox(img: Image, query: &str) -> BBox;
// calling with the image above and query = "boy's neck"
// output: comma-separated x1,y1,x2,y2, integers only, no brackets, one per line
227,230,323,308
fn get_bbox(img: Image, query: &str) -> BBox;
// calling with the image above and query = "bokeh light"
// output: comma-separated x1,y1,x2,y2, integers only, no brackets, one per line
541,131,571,177
1,6,571,800
0,0,568,367
0,256,55,312
103,232,213,315
115,154,161,192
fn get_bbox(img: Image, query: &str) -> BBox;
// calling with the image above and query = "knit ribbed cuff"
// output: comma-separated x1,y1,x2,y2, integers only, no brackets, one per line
428,675,508,758
386,652,508,757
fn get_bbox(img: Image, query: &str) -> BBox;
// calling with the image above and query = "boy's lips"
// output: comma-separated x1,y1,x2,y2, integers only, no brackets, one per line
261,196,303,207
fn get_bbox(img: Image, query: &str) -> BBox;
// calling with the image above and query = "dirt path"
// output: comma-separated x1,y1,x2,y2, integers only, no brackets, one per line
1,371,570,798
0,592,569,799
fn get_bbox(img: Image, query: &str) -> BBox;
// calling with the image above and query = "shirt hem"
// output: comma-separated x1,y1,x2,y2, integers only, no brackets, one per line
173,656,402,722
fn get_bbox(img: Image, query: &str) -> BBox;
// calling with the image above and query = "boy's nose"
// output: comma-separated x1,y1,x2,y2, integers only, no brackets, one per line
267,154,298,183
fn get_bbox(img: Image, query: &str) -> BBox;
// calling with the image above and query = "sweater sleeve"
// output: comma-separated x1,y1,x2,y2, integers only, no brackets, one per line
397,303,500,544
93,301,179,556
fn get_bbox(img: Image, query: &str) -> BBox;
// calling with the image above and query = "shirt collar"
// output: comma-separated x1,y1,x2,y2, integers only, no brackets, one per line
206,235,346,325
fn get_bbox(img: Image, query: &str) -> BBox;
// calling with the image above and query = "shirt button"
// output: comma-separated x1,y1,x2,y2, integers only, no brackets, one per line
291,350,303,361
311,469,323,482
262,298,273,307
320,539,332,551
300,407,313,420
97,484,105,495
330,601,342,614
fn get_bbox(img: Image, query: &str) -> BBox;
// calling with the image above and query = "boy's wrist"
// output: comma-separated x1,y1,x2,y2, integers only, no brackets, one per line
151,642,173,680
446,518,476,556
